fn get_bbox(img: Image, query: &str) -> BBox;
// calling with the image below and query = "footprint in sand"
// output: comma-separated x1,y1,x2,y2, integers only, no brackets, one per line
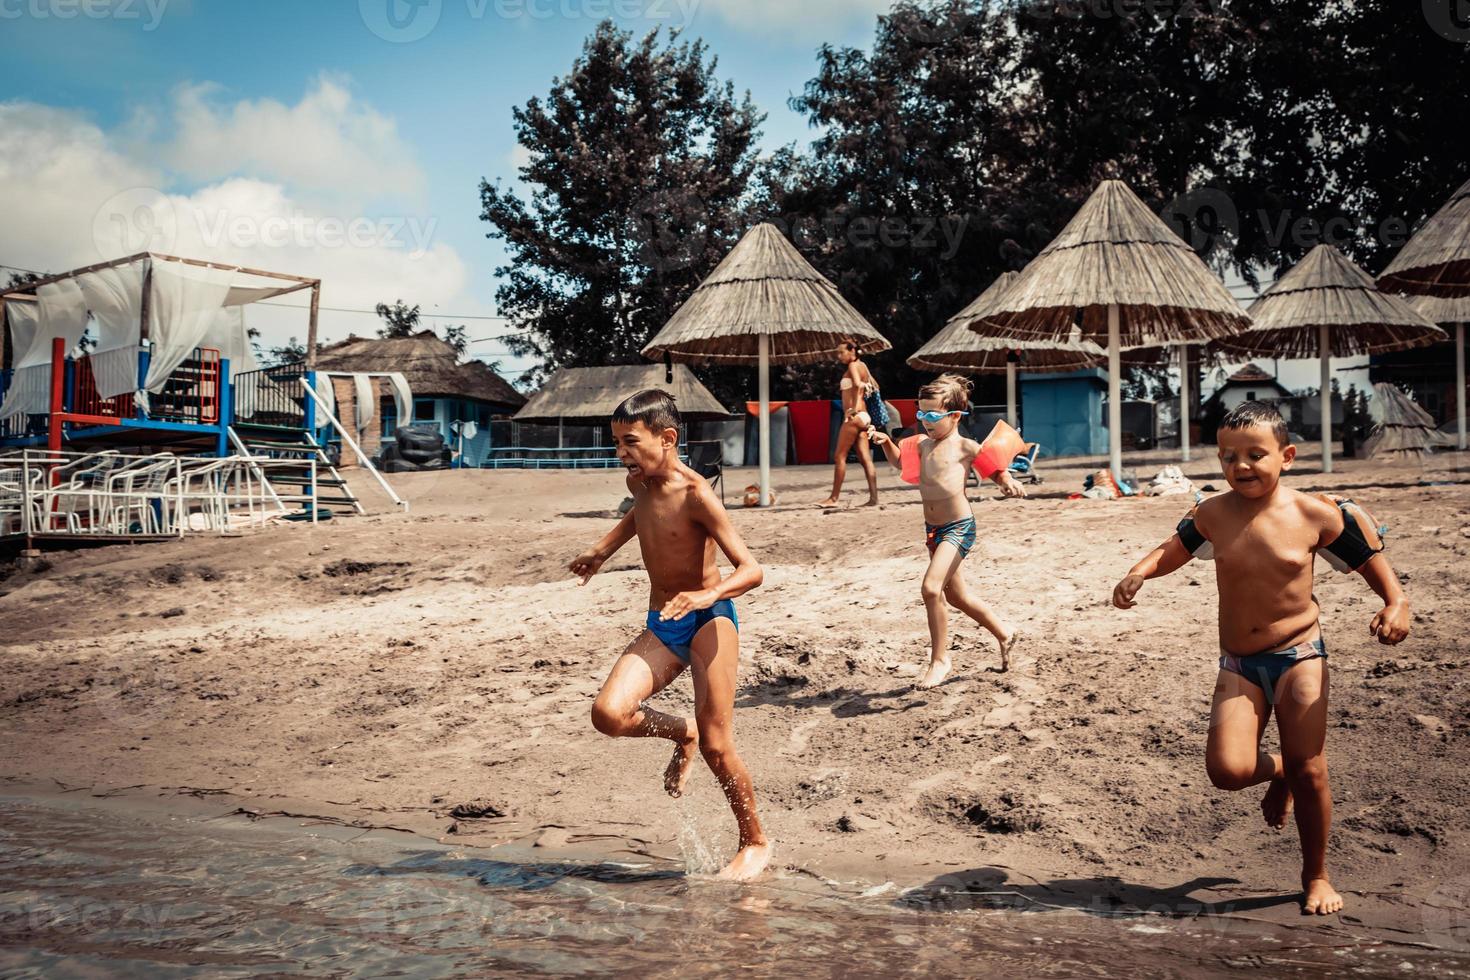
785,718,822,754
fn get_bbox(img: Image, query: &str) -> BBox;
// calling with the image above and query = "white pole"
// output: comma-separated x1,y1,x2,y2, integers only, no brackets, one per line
1457,323,1466,452
1320,323,1333,474
758,333,771,507
1108,304,1123,477
1006,361,1018,428
1178,343,1191,463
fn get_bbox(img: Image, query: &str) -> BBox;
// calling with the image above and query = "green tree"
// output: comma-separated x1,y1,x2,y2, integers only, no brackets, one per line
479,21,766,390
375,299,422,339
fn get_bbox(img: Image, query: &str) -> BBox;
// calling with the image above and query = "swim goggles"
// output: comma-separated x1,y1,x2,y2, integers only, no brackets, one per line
915,409,968,423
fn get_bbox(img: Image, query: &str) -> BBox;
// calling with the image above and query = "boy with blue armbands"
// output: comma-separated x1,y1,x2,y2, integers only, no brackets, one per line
1112,401,1410,915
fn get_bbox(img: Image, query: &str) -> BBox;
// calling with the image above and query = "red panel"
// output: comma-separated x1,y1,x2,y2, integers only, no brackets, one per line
785,400,833,465
888,399,918,427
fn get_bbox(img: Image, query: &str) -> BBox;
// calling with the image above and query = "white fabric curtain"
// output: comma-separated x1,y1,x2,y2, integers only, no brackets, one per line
143,263,234,394
313,371,337,425
386,372,411,427
76,261,146,399
0,281,90,420
223,282,302,307
0,300,44,420
353,374,374,440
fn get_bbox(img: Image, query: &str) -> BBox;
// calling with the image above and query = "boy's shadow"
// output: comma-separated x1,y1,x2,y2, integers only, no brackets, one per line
900,866,1298,918
736,683,927,717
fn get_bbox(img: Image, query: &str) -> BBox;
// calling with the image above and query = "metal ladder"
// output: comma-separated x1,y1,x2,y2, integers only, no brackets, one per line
228,426,365,516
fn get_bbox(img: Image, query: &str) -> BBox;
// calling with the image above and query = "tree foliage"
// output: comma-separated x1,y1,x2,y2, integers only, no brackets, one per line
479,22,765,396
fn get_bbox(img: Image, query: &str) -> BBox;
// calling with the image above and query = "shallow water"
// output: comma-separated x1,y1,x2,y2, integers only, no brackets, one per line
0,794,1463,978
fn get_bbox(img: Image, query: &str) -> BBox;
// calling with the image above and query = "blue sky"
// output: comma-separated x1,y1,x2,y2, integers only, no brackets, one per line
0,0,1366,396
0,0,887,376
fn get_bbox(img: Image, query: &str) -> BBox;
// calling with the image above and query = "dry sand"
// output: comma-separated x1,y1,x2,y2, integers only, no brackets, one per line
2,449,1468,947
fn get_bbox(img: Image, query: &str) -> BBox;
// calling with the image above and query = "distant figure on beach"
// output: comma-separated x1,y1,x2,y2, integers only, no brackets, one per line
1112,401,1410,916
570,389,771,881
869,374,1025,688
817,340,885,508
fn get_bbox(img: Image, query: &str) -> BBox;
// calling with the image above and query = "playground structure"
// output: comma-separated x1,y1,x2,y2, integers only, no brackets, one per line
0,253,407,547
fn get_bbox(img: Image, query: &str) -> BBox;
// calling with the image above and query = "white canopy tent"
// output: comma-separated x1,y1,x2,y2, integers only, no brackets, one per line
1,252,320,422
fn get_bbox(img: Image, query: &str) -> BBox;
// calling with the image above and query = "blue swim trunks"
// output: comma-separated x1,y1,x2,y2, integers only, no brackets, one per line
925,516,977,559
646,599,739,664
1219,634,1327,693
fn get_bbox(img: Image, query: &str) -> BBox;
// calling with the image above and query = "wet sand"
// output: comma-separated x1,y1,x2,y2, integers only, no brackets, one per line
2,448,1468,952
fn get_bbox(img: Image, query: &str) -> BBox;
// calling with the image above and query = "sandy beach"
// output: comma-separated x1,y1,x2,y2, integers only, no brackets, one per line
3,450,1468,947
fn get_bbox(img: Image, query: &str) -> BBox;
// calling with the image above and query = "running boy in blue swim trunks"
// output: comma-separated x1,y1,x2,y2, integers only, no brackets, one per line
869,374,1025,689
1112,401,1410,916
570,389,770,881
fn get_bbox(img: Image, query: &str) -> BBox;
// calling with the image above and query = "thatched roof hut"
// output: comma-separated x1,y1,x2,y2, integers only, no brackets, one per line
913,273,1105,373
979,180,1251,346
641,222,890,365
1362,382,1455,461
1215,245,1445,358
1379,177,1470,298
315,331,526,410
515,364,731,424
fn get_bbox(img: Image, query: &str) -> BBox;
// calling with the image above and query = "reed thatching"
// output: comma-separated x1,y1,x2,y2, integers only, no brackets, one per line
1403,291,1470,326
515,363,731,423
1378,177,1470,299
641,223,891,365
1213,245,1446,359
316,331,526,408
1362,382,1455,460
979,180,1252,347
912,274,1105,372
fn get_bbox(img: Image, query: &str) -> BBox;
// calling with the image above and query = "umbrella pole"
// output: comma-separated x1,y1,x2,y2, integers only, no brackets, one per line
758,333,771,507
1006,361,1018,428
1178,343,1191,463
1320,323,1333,474
1458,322,1466,452
1108,304,1123,477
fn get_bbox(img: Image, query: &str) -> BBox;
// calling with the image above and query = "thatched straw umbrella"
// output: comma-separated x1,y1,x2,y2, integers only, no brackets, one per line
1214,244,1445,473
913,272,1105,426
1402,293,1470,450
642,222,890,506
974,180,1250,476
1379,177,1470,298
1362,382,1455,463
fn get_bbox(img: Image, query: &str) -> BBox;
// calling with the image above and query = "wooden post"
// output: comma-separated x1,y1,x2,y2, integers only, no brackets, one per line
1457,323,1466,452
1319,323,1333,474
1178,343,1191,463
305,281,321,370
1107,304,1123,478
758,332,771,507
1005,358,1018,428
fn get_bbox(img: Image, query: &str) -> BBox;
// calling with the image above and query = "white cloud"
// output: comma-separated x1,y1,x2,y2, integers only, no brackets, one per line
688,0,892,36
0,93,469,352
161,76,425,206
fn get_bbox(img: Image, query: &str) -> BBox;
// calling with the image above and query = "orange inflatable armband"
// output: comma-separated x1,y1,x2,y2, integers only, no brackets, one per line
972,420,1026,480
899,435,923,485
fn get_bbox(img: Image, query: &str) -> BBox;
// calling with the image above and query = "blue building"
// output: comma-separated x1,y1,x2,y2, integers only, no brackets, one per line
314,331,525,467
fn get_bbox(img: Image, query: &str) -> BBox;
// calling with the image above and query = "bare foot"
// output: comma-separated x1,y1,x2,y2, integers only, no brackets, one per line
1261,778,1293,829
863,495,879,507
917,657,952,689
716,842,772,881
996,628,1021,672
816,498,840,509
1302,877,1344,915
664,738,697,798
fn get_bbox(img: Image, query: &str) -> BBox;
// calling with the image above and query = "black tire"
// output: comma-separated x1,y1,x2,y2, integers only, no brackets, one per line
396,425,444,452
384,457,422,473
396,445,440,465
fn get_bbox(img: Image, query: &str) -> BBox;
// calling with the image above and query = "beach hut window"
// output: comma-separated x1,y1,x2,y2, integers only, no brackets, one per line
414,398,436,421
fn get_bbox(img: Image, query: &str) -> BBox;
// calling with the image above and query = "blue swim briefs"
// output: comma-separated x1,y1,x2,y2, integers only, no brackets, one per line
925,516,977,560
646,599,739,664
